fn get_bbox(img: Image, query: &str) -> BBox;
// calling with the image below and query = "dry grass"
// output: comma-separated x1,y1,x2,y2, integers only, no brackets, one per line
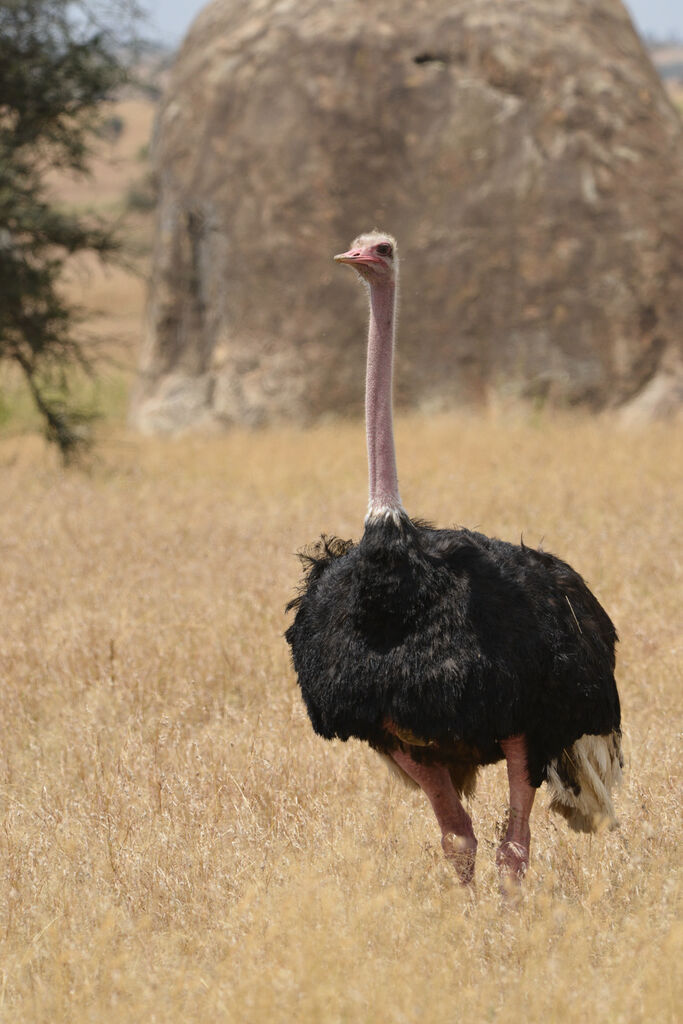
0,412,680,1022
2,55,680,1020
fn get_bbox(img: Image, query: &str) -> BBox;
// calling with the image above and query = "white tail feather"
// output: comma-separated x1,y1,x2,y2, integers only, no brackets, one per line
546,732,623,833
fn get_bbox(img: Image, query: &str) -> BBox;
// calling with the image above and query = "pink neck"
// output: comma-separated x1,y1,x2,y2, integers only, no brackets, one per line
365,279,402,521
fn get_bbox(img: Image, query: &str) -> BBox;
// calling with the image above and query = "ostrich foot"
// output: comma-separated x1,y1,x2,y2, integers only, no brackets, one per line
442,832,478,885
496,839,529,884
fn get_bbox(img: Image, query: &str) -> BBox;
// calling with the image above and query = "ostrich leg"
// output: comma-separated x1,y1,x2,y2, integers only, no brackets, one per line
391,748,477,884
497,735,536,884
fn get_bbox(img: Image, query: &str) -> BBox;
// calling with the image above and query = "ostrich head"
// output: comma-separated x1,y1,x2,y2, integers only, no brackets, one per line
334,231,397,285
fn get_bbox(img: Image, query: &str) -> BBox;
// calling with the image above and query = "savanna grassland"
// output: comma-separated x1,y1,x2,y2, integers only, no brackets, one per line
0,412,680,1023
1,53,682,1024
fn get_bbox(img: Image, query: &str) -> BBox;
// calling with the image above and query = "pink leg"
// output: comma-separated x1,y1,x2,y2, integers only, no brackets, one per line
497,735,536,886
391,748,477,884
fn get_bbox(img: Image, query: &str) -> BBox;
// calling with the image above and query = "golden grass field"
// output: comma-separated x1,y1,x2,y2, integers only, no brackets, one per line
0,411,681,1023
1,69,681,1022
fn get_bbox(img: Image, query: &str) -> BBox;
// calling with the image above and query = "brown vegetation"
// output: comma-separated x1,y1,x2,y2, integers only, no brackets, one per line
0,412,680,1021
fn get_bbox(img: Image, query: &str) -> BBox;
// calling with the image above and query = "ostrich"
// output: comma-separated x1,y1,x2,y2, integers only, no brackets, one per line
286,232,622,885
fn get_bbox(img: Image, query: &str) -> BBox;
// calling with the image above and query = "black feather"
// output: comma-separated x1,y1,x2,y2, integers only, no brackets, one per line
285,511,620,788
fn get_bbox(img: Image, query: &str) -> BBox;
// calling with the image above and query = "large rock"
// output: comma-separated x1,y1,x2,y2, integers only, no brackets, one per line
131,0,683,432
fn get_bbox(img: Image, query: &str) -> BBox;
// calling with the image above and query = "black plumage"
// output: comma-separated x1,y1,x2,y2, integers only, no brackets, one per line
286,512,620,792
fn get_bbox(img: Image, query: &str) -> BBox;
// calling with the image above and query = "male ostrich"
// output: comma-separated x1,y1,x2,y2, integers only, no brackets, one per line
286,232,622,885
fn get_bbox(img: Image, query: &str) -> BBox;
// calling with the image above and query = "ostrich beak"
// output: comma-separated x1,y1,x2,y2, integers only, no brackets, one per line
334,249,381,267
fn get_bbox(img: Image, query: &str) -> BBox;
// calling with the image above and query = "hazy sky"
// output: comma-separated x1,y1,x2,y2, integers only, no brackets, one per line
143,1,683,46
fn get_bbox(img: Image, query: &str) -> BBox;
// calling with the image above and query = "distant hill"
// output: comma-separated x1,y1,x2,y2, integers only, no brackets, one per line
650,42,683,109
649,42,683,79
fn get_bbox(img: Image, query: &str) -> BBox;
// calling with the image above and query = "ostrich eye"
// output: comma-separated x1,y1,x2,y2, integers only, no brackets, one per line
376,243,393,257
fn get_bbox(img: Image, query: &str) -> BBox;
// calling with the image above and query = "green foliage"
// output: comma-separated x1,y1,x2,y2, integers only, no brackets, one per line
0,0,137,460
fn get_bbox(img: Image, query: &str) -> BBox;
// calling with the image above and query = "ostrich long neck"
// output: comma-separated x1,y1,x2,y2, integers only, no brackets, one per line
365,277,402,521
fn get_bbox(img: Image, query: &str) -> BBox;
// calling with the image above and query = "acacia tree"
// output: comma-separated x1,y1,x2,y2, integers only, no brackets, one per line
0,0,138,459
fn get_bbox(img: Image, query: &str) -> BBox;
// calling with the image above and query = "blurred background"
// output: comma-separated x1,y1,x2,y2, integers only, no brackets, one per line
1,0,681,452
